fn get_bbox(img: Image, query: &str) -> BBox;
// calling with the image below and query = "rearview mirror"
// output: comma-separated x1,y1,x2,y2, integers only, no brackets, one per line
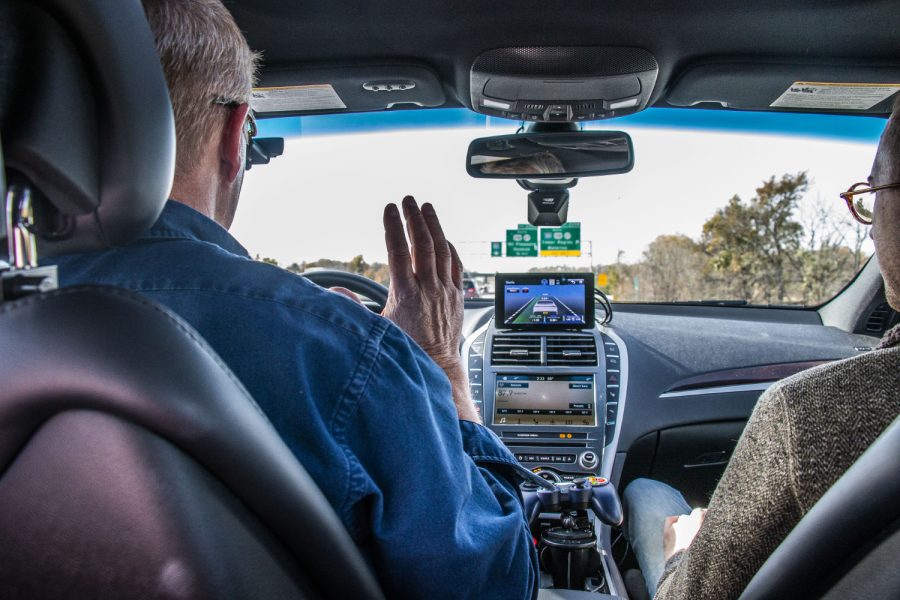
466,131,634,179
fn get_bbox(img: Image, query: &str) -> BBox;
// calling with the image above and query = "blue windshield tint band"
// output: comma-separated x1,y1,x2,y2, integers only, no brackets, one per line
257,107,886,144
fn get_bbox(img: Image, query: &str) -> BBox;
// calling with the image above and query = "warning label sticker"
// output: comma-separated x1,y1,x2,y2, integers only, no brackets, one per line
250,84,346,113
770,82,900,111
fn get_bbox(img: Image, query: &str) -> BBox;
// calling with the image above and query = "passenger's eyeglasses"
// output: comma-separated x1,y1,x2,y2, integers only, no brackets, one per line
211,97,258,142
839,182,900,225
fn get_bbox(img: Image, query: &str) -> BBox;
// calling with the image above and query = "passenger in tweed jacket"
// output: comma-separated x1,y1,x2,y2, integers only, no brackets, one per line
624,98,900,600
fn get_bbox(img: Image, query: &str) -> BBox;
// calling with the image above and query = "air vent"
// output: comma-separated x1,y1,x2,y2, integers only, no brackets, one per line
546,335,598,366
491,335,542,366
865,303,893,334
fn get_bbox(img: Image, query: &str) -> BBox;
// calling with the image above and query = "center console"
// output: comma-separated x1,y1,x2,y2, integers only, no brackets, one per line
462,273,629,596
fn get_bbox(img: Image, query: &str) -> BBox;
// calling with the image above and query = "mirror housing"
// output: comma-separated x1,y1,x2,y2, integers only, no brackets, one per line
466,130,634,179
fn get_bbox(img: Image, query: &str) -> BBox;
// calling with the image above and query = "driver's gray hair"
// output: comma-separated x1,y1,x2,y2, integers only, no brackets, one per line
142,0,260,177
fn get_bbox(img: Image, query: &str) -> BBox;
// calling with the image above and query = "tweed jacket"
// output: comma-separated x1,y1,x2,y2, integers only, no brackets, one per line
655,326,900,600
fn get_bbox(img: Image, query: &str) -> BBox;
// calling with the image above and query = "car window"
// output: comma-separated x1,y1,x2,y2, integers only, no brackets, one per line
235,108,884,306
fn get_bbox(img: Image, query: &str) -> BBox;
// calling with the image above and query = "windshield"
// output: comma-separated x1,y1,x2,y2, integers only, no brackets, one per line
235,108,884,306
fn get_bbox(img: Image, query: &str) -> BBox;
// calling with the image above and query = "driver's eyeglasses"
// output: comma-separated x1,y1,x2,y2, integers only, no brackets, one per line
210,97,257,142
839,181,900,225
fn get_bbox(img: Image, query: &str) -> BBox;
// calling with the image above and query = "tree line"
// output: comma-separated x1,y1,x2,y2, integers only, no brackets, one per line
255,254,392,286
586,172,868,305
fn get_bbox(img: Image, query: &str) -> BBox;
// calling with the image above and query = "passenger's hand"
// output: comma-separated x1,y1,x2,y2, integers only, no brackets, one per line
663,508,707,562
382,196,478,422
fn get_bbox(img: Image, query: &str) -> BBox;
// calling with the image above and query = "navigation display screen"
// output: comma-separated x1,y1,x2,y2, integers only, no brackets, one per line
493,374,596,426
496,273,593,330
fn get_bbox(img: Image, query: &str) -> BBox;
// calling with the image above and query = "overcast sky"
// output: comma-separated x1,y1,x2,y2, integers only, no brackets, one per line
232,115,882,274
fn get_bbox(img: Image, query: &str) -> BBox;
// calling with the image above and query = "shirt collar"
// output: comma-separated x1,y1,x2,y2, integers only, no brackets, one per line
140,200,250,258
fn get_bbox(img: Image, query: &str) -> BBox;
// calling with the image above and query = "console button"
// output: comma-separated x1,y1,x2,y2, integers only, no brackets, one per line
538,455,553,463
468,355,483,369
607,386,620,401
469,369,482,383
607,372,619,386
606,403,618,423
545,104,571,121
579,451,599,470
605,425,617,444
606,355,620,369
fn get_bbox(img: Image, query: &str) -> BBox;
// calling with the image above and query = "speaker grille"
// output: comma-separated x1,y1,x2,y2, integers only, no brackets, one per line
472,47,658,78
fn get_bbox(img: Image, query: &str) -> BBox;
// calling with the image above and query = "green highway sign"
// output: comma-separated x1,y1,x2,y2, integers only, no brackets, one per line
491,241,502,257
540,222,581,257
506,225,538,257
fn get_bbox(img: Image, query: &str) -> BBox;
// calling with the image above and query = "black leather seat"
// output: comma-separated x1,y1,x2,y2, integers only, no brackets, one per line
0,1,383,598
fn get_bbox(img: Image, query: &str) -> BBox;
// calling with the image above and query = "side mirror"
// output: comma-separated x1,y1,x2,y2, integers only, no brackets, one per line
466,131,634,179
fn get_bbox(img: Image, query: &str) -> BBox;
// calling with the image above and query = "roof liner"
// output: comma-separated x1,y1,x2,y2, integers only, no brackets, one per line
227,0,900,117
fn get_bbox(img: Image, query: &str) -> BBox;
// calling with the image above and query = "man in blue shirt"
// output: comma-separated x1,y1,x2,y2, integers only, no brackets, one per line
48,0,537,598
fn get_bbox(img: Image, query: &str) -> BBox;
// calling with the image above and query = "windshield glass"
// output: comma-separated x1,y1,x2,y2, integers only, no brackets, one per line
235,108,884,306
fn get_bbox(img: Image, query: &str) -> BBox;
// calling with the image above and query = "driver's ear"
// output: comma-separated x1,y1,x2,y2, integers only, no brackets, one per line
219,102,250,182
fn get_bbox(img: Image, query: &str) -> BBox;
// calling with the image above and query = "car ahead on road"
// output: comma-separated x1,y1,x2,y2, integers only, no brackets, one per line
533,298,559,315
463,278,480,299
2,0,898,598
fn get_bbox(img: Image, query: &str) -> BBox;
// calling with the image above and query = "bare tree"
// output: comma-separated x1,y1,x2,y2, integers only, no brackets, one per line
797,194,870,303
642,234,708,302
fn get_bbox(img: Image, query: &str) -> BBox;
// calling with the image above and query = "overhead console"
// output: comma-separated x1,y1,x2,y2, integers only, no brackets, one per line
469,46,658,122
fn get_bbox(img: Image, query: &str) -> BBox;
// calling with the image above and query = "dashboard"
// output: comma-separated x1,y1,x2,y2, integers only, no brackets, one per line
464,302,876,487
460,295,878,595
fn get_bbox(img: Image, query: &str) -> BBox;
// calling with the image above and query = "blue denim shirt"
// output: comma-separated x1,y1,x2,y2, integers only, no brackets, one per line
48,201,537,599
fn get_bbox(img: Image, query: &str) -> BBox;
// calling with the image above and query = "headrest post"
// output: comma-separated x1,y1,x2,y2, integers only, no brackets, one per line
1,182,56,302
5,184,38,269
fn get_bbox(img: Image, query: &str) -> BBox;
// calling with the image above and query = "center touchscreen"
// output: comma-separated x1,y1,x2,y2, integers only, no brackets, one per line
496,273,594,329
494,374,596,426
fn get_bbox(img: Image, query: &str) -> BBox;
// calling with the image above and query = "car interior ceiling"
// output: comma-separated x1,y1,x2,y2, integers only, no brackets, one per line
1,0,899,599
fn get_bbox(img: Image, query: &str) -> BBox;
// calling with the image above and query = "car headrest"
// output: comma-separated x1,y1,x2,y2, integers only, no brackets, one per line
0,0,174,258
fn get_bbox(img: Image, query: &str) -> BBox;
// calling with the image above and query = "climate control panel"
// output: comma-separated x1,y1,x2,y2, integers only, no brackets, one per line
462,321,626,482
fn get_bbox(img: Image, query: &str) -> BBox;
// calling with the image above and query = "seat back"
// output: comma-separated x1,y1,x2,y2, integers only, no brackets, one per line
0,287,385,599
739,415,900,600
0,1,384,598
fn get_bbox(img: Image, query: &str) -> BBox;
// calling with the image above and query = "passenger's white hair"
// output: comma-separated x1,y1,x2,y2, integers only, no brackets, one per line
142,0,260,177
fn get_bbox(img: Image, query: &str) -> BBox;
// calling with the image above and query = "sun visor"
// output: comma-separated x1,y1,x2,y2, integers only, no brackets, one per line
667,61,900,114
252,63,446,116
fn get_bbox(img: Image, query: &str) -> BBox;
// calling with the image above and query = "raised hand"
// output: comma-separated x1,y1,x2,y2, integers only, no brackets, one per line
382,196,479,422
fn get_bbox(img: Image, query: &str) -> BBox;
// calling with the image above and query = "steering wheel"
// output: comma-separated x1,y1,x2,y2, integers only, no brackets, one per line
301,270,389,313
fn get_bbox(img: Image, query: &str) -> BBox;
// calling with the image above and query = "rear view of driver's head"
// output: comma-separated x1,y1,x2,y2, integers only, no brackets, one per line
141,0,259,226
